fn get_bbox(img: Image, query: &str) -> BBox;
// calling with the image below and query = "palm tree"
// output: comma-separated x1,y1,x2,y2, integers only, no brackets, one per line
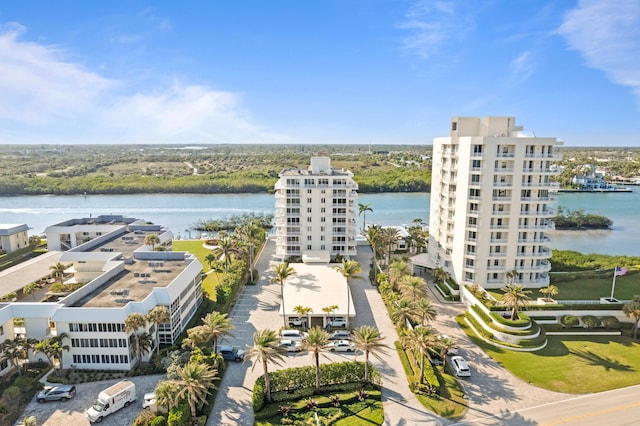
144,233,161,250
35,333,69,373
399,276,428,302
49,262,67,283
147,305,171,357
21,416,36,426
351,325,388,382
366,225,383,272
293,305,313,329
303,327,330,390
437,335,456,370
623,296,640,339
212,235,240,275
381,227,400,268
539,285,559,300
204,252,217,269
358,203,373,232
23,282,39,300
154,381,179,412
505,269,519,286
391,298,416,328
432,267,449,285
201,311,235,353
322,305,338,329
172,360,219,424
236,220,264,283
335,259,362,328
500,283,532,320
272,263,296,328
244,329,286,403
401,326,436,384
388,259,410,291
1,336,33,375
414,298,437,326
131,332,154,364
125,313,147,367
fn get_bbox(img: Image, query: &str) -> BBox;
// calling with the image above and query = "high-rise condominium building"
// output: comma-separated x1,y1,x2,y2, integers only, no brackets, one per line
428,117,562,289
274,157,358,261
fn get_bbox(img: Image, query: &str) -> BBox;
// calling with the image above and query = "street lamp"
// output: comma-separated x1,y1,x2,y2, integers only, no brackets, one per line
184,229,192,239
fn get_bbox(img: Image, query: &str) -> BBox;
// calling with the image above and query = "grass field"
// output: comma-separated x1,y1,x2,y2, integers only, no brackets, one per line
172,239,219,300
488,273,639,301
458,317,640,394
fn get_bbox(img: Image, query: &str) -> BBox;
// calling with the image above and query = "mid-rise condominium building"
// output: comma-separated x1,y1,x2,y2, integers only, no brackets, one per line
274,157,358,262
428,117,562,289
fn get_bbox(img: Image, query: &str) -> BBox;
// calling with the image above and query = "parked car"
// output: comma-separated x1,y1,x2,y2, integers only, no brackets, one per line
280,329,308,341
437,334,459,355
450,355,471,377
329,330,351,340
218,345,245,362
142,392,156,409
278,339,303,352
37,385,76,403
287,317,306,327
325,317,347,328
327,340,356,352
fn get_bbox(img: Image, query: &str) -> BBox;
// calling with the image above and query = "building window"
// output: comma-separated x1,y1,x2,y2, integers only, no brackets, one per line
307,207,312,213
451,121,457,131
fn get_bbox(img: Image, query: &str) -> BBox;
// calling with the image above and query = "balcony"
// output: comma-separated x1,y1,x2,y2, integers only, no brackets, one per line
519,210,554,217
494,168,514,173
496,152,515,158
493,182,513,187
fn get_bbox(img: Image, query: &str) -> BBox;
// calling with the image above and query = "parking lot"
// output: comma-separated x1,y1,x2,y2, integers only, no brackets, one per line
18,374,163,426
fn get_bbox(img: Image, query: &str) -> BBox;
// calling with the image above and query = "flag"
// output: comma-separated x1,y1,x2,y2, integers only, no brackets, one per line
615,267,628,277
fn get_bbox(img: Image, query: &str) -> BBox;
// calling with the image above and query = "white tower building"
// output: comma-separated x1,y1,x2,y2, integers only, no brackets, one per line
428,117,562,289
274,157,358,261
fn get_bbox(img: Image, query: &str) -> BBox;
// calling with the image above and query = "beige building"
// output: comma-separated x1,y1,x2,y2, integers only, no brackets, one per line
427,117,562,289
0,224,30,253
274,157,358,262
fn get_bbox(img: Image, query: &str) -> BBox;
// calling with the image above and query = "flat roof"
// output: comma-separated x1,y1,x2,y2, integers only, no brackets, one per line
281,263,355,317
0,251,64,297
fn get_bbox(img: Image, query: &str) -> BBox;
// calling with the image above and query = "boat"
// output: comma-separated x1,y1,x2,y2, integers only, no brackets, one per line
558,173,633,193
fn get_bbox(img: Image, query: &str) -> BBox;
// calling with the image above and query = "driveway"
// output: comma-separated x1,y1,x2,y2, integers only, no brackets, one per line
19,375,164,426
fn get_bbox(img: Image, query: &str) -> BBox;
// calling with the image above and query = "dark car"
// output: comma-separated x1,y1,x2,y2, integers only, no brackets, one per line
218,345,245,362
37,385,76,403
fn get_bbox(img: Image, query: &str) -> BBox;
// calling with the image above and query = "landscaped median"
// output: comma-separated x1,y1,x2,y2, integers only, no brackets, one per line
253,361,383,425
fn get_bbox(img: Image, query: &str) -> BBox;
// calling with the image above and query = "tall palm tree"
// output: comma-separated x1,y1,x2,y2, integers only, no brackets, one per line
358,203,373,232
213,235,240,275
365,225,383,274
351,325,388,382
414,298,437,326
236,220,264,283
154,381,179,412
437,335,456,370
399,276,428,302
201,311,235,354
144,233,161,250
322,305,338,329
171,361,219,424
335,259,362,328
501,283,532,320
204,253,217,269
35,333,69,373
623,296,640,339
272,263,296,328
401,326,436,385
381,227,400,268
49,262,67,283
432,267,449,285
388,259,410,291
244,329,286,403
303,327,330,390
391,297,416,328
293,305,313,328
125,313,147,367
147,305,171,356
131,332,154,364
1,336,33,375
505,269,519,286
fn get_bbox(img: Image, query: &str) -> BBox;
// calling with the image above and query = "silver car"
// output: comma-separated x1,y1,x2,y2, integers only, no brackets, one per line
37,385,76,403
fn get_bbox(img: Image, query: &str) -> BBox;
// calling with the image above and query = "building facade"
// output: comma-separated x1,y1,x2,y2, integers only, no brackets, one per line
428,117,562,289
274,157,358,261
0,215,202,375
0,224,30,254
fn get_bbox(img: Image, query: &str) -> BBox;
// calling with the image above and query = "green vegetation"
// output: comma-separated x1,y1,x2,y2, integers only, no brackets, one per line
172,240,220,298
0,144,432,195
459,315,640,393
551,249,640,272
553,207,612,229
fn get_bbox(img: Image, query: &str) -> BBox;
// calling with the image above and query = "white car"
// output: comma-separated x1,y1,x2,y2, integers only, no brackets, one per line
329,330,351,341
278,339,303,352
326,317,347,328
142,392,156,409
327,340,356,352
450,355,471,377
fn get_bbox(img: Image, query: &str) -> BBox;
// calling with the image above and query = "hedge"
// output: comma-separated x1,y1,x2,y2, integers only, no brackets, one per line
470,306,538,336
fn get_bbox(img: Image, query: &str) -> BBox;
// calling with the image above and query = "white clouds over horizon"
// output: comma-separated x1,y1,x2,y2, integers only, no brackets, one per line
0,23,290,144
558,0,640,104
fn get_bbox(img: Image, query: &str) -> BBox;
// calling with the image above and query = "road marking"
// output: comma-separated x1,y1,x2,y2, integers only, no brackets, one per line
541,401,640,426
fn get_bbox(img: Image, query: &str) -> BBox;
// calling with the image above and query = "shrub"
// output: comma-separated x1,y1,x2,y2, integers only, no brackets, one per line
581,315,601,328
167,403,190,426
2,386,21,402
150,416,167,426
561,315,580,328
601,316,620,329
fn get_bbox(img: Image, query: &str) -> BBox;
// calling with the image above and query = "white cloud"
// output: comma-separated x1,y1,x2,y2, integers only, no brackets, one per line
509,51,535,84
0,23,290,144
558,0,640,101
397,0,473,58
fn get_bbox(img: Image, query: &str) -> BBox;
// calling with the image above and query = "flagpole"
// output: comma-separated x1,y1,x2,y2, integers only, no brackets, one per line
610,272,617,300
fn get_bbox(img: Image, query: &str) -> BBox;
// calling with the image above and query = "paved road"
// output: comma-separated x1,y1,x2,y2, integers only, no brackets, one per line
451,384,640,425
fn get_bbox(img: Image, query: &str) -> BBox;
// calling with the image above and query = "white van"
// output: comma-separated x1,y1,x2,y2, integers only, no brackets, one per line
86,380,136,423
280,329,308,341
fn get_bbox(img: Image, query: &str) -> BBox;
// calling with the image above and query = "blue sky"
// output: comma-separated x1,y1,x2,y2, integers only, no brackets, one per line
0,1,638,146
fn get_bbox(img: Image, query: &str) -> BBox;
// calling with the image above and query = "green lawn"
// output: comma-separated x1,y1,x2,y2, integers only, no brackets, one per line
172,240,219,300
488,274,638,301
458,316,640,393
